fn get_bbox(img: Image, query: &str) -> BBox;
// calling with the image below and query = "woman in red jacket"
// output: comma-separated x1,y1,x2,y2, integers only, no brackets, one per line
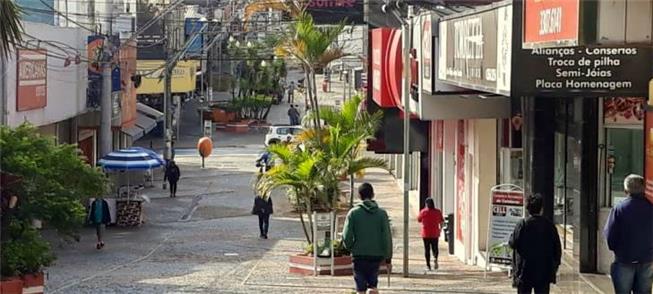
418,198,444,271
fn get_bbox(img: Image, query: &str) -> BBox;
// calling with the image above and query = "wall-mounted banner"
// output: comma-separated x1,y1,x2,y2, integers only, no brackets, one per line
513,47,652,98
306,0,363,24
16,49,47,111
438,4,512,96
523,0,580,49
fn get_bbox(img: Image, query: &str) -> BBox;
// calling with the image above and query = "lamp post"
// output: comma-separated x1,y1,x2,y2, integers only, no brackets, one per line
383,0,413,278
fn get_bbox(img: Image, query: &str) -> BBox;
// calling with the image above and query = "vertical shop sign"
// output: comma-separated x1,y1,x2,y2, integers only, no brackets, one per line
486,187,524,267
456,120,466,243
646,100,653,203
16,49,47,111
436,120,444,151
421,13,433,93
523,0,580,48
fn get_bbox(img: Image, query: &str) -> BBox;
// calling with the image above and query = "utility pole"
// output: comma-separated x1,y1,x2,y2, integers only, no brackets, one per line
401,5,413,278
99,1,114,157
163,6,173,161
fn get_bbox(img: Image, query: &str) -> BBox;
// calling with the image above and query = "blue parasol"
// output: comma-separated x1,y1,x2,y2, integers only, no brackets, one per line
98,148,164,171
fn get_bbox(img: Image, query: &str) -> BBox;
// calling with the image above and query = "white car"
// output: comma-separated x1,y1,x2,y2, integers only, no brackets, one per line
265,125,304,146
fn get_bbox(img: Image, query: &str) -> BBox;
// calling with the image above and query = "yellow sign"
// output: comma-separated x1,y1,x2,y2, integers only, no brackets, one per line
136,60,198,95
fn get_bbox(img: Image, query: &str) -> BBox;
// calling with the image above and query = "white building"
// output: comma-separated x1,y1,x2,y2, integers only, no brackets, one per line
1,22,89,145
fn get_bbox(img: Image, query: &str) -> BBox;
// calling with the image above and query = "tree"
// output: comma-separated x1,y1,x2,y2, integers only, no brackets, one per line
315,95,384,207
0,124,108,238
0,0,23,57
256,98,386,245
275,13,347,129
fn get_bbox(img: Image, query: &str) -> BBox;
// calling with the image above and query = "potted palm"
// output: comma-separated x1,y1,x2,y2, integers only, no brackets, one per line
256,97,387,276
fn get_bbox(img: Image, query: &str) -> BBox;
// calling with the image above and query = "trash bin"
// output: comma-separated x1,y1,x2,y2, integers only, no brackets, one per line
444,213,454,255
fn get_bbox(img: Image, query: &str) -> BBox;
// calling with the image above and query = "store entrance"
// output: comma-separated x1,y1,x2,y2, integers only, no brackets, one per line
553,99,583,258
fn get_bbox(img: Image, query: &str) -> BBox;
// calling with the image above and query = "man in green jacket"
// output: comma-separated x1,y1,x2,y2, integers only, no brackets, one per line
342,183,393,294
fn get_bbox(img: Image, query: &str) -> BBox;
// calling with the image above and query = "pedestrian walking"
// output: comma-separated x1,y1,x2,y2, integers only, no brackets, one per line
255,150,273,173
251,195,273,239
342,183,393,294
417,197,443,271
604,174,653,294
509,193,561,294
287,81,295,103
288,105,300,125
88,197,111,250
164,160,180,198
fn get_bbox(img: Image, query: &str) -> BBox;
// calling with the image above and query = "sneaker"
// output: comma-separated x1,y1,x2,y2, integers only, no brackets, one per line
433,260,439,270
100,242,105,249
425,266,432,272
96,243,101,250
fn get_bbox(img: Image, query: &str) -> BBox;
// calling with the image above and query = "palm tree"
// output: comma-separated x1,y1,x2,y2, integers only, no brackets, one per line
257,99,387,245
243,1,347,129
275,13,347,129
302,95,384,207
0,1,23,57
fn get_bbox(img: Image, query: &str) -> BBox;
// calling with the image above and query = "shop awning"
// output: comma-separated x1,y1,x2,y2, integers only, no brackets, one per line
137,103,164,122
135,113,157,133
121,126,144,141
418,94,511,120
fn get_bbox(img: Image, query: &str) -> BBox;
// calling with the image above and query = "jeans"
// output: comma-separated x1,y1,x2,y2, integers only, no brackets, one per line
517,284,550,294
258,213,270,237
423,238,439,267
353,259,381,292
169,180,177,196
611,262,653,294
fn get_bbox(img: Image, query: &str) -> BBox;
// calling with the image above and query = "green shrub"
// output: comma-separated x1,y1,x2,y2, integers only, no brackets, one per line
1,221,54,277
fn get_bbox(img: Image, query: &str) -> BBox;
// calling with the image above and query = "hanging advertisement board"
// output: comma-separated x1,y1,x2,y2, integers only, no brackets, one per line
522,0,580,49
486,186,524,268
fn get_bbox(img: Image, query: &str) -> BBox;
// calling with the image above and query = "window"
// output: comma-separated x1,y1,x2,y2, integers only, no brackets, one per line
276,128,290,135
606,128,643,206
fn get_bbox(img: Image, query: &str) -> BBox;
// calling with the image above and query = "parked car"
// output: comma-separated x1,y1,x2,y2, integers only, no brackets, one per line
265,125,304,146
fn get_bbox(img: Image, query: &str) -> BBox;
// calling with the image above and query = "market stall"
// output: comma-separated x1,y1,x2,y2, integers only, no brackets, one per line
98,148,164,227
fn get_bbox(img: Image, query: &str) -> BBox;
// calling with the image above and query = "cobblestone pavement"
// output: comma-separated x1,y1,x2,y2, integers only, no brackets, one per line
45,74,607,293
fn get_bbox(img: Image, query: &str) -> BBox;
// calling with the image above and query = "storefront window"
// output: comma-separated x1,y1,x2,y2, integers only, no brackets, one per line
606,128,643,206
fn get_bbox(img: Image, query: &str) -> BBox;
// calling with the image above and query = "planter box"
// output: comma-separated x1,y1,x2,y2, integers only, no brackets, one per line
22,272,44,294
225,121,249,133
288,255,390,276
0,277,23,294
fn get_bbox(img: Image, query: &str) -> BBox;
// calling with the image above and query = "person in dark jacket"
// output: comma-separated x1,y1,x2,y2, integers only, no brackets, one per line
604,174,653,294
342,183,392,294
509,193,561,294
417,197,444,271
164,160,180,198
252,195,273,239
89,197,111,250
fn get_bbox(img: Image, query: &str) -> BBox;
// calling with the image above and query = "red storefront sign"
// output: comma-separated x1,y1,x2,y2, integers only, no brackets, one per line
523,0,579,48
645,110,653,203
370,28,402,108
16,49,47,111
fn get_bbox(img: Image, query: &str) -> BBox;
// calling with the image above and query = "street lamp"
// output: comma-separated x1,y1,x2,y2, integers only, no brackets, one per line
260,60,267,67
383,0,413,278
